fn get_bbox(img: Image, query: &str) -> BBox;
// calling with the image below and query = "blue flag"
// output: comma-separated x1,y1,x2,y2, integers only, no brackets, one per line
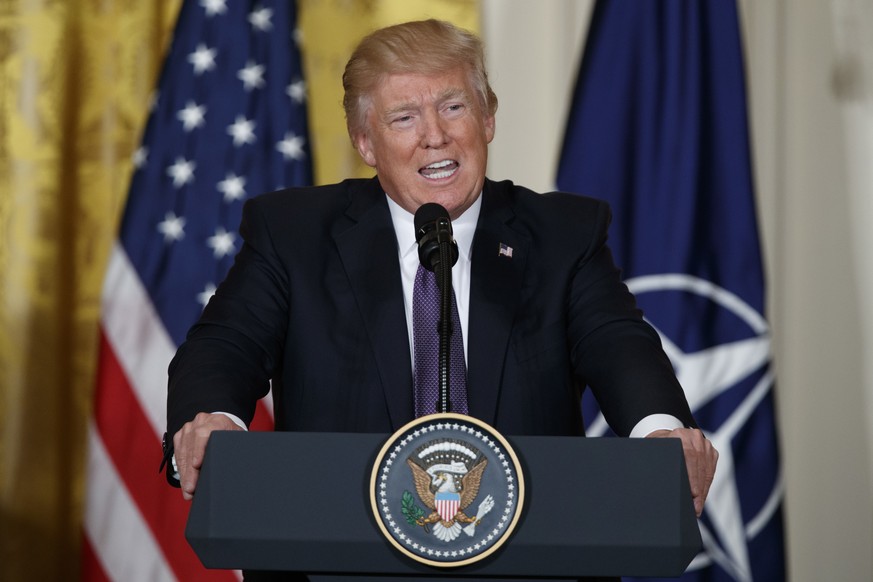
556,1,785,580
84,1,312,579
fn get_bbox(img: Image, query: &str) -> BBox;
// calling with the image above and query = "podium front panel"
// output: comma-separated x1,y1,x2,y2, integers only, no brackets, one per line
186,431,701,577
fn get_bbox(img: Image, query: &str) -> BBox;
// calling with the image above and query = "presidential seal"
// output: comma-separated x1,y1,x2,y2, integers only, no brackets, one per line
370,413,524,567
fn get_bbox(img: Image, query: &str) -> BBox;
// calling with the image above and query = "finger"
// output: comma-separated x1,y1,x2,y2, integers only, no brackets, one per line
675,429,706,516
698,443,719,509
174,417,207,499
174,425,200,500
688,432,718,516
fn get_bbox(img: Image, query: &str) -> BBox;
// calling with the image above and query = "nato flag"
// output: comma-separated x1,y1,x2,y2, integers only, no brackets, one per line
557,1,786,580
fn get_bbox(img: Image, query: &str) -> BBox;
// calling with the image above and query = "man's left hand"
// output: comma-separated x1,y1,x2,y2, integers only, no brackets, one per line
647,428,718,517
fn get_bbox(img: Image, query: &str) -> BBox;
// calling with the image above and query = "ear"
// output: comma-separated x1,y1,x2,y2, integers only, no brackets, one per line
483,114,496,144
353,132,377,168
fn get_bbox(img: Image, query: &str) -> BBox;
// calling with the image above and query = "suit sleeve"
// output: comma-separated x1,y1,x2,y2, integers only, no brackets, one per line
165,196,288,448
565,200,696,436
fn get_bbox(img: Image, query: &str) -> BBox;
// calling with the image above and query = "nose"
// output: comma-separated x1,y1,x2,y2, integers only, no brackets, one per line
420,110,449,148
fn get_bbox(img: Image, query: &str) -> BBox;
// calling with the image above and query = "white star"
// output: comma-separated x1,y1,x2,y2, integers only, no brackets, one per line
286,79,306,103
276,131,305,160
200,0,227,17
177,101,206,131
237,60,265,91
207,227,237,258
197,283,217,308
166,157,196,187
217,173,247,202
248,6,273,31
157,212,185,242
188,43,217,74
227,116,256,146
132,146,148,168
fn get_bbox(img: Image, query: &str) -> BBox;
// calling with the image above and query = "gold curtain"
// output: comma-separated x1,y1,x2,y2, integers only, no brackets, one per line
0,1,182,580
0,0,477,580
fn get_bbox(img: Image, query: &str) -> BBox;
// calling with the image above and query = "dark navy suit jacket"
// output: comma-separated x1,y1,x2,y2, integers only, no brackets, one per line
167,176,693,442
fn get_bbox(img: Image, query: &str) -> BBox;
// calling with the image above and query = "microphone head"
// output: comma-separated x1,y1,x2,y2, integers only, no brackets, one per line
413,203,458,271
414,203,451,242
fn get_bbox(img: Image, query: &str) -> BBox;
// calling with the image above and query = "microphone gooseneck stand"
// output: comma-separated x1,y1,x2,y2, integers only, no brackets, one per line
435,220,454,414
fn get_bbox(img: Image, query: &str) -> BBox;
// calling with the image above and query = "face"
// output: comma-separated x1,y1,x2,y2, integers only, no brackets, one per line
353,68,496,219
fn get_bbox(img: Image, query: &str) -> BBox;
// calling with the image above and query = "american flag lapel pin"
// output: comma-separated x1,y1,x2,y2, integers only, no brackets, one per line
498,243,513,258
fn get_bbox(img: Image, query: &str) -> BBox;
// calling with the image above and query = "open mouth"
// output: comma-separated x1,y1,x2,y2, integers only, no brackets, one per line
419,159,459,180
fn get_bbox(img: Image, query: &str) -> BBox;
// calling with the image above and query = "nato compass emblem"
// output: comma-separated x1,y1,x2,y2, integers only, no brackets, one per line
370,413,524,567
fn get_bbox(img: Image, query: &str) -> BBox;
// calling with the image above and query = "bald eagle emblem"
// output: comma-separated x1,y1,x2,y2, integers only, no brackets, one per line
404,439,495,542
371,413,524,567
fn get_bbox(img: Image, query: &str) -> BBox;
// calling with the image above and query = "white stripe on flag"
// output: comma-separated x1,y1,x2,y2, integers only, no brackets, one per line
84,423,176,582
101,243,176,438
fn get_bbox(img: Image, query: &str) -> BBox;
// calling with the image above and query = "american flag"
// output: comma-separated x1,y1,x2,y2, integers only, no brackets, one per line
82,0,312,579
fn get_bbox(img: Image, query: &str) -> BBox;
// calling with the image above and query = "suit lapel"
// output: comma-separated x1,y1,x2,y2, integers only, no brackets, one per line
467,180,529,424
333,178,413,429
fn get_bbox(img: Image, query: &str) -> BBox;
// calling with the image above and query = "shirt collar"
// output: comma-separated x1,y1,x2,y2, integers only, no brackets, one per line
387,194,481,262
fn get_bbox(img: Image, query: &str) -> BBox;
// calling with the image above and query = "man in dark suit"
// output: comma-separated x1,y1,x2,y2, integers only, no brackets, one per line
165,17,717,565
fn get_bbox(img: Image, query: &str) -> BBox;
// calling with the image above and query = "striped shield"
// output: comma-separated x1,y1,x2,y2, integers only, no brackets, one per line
435,491,461,522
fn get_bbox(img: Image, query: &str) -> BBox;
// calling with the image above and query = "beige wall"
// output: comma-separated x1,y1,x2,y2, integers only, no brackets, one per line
482,0,873,580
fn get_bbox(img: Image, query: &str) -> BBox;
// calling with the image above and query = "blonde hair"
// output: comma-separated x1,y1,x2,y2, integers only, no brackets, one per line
342,19,498,141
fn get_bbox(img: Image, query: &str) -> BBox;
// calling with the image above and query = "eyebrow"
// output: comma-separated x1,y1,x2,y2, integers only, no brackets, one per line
383,88,469,117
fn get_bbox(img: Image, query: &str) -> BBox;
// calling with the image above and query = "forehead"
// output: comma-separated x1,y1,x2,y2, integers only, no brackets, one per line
371,69,474,109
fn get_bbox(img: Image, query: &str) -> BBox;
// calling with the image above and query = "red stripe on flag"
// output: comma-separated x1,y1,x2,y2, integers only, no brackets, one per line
93,329,238,581
80,532,111,582
249,400,274,432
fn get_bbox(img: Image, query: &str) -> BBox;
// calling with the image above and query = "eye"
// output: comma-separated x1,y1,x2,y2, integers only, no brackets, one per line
389,113,416,129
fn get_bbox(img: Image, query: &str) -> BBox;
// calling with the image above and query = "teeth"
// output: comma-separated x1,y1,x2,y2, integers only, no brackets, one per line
426,168,457,179
425,160,453,169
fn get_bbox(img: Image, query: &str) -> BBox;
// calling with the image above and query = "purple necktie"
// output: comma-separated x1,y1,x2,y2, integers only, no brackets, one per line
413,265,468,416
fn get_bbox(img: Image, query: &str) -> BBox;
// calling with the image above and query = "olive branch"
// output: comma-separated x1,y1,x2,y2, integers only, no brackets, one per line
401,490,428,531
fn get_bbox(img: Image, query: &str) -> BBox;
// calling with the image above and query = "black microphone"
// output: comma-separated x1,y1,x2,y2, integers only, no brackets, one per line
414,203,459,272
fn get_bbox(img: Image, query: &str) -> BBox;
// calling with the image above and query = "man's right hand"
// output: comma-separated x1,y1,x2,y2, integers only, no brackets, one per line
172,412,244,501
